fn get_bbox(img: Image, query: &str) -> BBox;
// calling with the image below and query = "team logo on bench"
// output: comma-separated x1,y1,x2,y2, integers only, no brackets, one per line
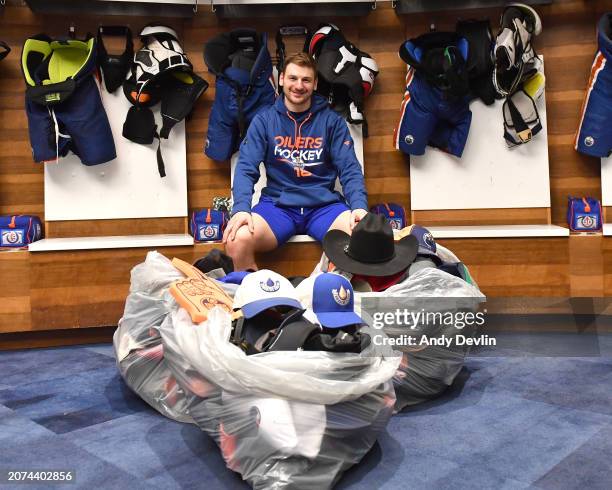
389,218,402,230
199,224,220,240
575,214,597,229
1,229,24,246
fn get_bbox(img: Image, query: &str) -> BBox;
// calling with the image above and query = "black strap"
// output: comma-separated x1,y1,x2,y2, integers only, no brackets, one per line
237,90,246,140
275,25,309,83
232,316,246,346
505,92,533,143
267,320,319,351
155,134,166,178
507,96,529,132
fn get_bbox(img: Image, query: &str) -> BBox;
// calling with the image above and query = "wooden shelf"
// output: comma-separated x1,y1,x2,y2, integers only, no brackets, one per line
428,225,570,239
28,234,194,252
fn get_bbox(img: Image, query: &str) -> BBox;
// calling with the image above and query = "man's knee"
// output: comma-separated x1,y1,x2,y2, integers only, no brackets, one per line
328,210,352,234
225,226,256,255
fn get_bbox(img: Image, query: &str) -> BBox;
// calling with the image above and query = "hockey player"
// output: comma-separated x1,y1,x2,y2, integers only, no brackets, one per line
223,52,368,271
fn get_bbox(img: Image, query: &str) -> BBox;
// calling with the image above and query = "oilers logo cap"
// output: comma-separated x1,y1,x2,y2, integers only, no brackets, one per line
396,224,442,265
312,273,364,328
233,269,302,318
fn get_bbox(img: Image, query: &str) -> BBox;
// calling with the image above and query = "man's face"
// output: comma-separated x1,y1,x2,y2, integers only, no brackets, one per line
280,63,317,108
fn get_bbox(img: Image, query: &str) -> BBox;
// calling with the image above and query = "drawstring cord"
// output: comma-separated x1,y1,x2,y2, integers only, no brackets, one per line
47,107,70,163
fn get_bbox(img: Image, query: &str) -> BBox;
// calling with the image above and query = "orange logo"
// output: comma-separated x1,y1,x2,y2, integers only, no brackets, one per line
273,136,323,149
294,167,312,177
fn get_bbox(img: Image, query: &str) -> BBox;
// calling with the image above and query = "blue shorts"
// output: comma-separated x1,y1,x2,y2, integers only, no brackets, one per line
394,68,472,158
252,197,349,245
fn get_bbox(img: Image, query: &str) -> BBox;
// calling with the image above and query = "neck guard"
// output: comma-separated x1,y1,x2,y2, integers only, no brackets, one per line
456,19,497,105
122,25,208,177
204,28,272,86
97,25,133,93
22,34,97,106
275,24,309,77
399,31,470,98
306,23,379,136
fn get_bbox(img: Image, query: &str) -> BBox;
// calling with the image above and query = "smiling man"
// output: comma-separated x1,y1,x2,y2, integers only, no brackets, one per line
224,52,368,271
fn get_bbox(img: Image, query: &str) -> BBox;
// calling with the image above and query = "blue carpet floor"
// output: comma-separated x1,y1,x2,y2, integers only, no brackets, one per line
1,335,611,489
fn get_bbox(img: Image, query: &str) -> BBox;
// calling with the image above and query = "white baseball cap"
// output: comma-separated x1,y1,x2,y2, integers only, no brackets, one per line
233,269,303,318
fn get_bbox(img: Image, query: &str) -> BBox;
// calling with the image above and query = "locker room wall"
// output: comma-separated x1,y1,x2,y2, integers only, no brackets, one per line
0,0,610,340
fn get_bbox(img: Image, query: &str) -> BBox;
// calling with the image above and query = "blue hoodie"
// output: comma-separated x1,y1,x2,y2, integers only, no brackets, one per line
231,94,368,214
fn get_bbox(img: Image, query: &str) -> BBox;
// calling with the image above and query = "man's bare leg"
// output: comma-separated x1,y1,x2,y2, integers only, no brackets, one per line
328,210,352,234
224,213,278,271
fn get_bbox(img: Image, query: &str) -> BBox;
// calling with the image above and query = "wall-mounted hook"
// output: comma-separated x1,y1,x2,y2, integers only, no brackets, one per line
391,0,397,8
210,0,216,13
0,0,6,7
371,0,377,10
193,0,197,13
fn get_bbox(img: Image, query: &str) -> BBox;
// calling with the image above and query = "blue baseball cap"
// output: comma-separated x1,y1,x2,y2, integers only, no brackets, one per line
400,224,442,265
312,273,364,329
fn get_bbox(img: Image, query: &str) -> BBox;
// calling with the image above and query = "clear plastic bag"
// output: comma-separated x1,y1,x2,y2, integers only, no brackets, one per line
113,251,195,423
162,307,399,488
307,245,486,412
115,251,401,489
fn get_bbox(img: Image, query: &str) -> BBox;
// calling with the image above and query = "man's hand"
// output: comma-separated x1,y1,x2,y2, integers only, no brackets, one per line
350,209,368,230
223,211,254,243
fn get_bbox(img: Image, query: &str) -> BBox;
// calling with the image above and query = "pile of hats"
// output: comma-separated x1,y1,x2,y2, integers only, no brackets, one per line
320,212,473,293
187,212,482,414
230,270,368,355
316,212,483,411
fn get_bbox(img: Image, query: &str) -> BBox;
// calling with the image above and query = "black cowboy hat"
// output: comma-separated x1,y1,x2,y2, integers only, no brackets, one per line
323,213,418,276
